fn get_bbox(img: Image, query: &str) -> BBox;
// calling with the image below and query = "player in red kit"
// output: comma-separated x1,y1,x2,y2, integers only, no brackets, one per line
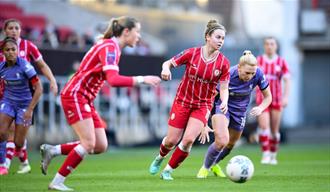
0,19,58,174
149,20,230,181
39,16,161,191
256,37,291,165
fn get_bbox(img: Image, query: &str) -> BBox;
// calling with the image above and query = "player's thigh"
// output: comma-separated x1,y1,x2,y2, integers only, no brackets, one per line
212,114,229,142
94,128,107,154
227,128,243,148
181,117,204,145
14,124,30,148
71,118,96,150
257,112,270,129
270,109,282,132
7,122,15,140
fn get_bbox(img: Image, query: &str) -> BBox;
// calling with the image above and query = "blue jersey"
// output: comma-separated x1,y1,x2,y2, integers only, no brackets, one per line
0,57,37,104
216,65,269,114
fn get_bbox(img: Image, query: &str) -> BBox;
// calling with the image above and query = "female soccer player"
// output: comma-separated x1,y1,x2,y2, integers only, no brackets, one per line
148,19,230,181
40,16,161,191
0,19,58,174
196,50,272,178
256,37,290,165
0,37,43,175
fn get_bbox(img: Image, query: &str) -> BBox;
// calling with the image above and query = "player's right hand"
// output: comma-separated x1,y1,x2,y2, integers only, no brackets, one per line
198,125,214,144
161,68,172,81
143,76,161,87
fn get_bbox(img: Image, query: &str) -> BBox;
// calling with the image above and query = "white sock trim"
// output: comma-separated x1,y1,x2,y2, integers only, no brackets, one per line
6,142,15,149
178,142,191,153
74,144,87,158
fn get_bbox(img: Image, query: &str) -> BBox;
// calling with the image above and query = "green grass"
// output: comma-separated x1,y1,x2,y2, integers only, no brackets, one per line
1,144,329,192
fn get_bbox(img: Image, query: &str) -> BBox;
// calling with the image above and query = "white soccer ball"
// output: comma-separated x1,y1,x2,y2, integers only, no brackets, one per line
226,155,254,183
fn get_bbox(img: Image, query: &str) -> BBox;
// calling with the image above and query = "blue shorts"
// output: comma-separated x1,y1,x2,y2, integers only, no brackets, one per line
0,100,31,125
214,104,246,132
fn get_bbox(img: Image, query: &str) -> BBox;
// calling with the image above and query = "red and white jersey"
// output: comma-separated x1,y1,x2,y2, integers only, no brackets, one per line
0,38,42,63
61,37,121,102
171,47,230,108
256,54,290,105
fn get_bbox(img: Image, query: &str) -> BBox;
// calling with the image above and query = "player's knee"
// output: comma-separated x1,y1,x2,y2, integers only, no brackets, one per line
214,136,229,150
180,138,194,147
81,142,95,153
165,137,179,148
94,143,108,154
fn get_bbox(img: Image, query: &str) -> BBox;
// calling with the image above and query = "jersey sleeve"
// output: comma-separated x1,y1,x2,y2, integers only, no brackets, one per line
220,57,230,82
27,41,42,62
99,44,119,72
23,61,37,79
170,48,193,67
281,59,290,78
257,68,269,91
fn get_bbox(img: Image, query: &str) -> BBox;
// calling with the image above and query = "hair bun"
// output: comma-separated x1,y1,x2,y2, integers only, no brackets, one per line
243,50,252,56
207,19,218,28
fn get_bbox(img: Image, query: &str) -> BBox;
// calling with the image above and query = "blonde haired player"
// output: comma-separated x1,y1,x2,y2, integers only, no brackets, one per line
197,50,272,178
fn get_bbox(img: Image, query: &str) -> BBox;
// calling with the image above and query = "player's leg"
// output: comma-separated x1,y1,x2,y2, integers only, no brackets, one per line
197,114,229,178
48,118,95,191
161,117,203,180
149,126,183,175
0,105,15,175
13,123,31,174
257,111,271,164
149,102,187,175
5,123,15,171
269,109,282,165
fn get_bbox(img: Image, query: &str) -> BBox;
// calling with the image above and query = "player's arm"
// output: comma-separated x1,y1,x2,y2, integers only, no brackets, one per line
282,76,291,107
161,60,174,81
23,75,43,125
219,81,229,114
30,42,58,96
250,86,272,117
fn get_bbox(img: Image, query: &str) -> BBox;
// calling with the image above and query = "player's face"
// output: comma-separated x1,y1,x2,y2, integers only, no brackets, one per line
238,64,257,82
4,22,21,40
125,22,141,47
3,42,18,62
264,38,277,56
207,29,225,50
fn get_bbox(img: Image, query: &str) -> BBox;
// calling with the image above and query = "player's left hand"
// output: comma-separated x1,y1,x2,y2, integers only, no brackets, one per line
282,97,289,108
198,125,214,144
219,102,228,114
23,109,33,127
249,106,262,117
50,80,58,96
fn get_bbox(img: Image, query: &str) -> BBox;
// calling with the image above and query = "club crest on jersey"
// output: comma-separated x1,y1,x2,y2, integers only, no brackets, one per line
19,50,26,57
214,69,220,76
106,52,116,65
84,104,91,112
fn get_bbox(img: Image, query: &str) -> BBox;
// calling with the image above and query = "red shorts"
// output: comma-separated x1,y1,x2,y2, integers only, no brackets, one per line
61,95,105,128
168,101,211,129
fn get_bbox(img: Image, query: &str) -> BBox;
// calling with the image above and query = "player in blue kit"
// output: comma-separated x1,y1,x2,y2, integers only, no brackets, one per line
0,37,43,175
196,50,272,178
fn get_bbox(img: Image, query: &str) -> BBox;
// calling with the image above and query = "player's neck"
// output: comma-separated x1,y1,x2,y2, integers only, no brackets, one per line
202,45,218,60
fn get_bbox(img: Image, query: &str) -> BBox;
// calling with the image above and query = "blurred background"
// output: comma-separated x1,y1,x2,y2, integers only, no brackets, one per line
0,0,329,147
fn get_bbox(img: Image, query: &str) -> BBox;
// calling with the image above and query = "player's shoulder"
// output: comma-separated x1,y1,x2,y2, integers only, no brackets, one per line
218,52,230,65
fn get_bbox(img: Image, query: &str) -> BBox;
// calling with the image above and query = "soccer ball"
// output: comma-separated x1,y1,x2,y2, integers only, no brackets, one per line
226,155,254,183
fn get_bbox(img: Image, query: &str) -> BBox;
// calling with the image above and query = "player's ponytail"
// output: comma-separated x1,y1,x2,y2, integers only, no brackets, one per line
204,19,226,42
103,16,138,39
239,50,257,66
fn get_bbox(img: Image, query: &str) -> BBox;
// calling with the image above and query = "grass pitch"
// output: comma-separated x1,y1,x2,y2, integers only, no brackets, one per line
1,144,329,192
